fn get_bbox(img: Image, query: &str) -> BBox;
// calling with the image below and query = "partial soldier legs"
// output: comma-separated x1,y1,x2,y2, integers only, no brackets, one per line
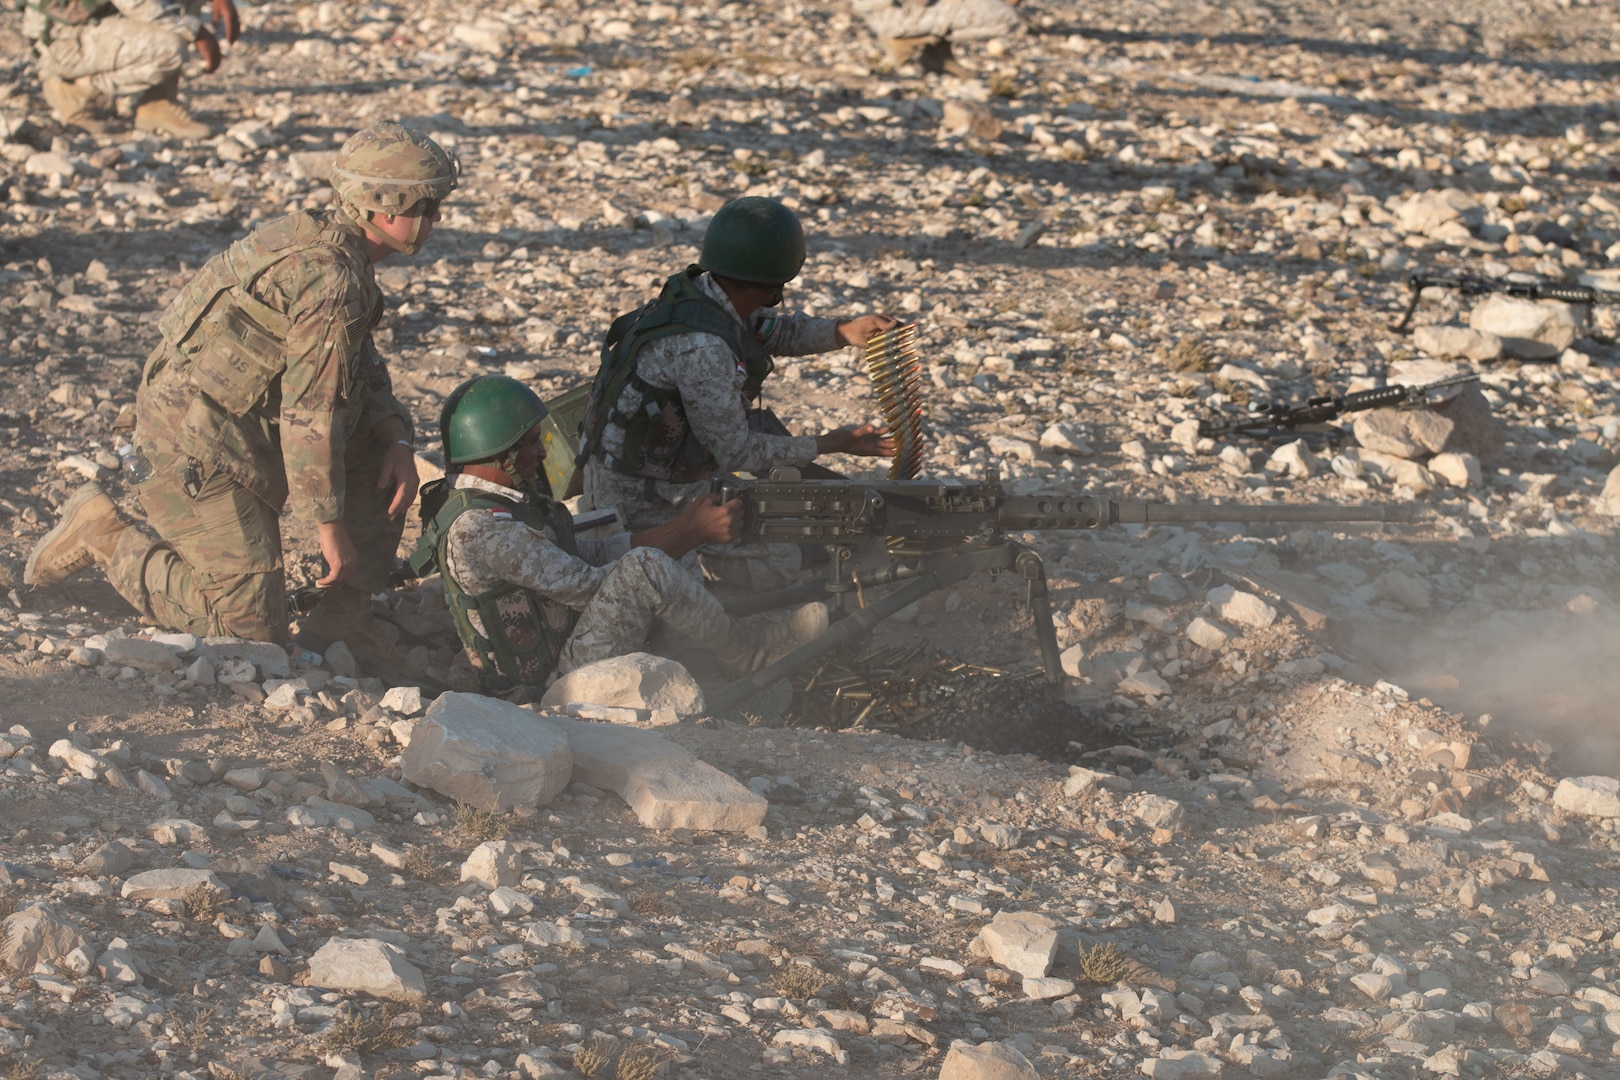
104,447,288,642
557,547,727,674
35,17,188,107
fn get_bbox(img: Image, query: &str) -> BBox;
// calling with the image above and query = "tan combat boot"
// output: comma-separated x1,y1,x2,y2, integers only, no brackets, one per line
24,483,129,588
297,585,418,686
41,76,112,136
133,85,211,141
713,602,830,675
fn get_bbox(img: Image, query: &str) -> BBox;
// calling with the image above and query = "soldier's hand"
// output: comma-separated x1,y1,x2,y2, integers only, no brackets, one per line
682,493,743,544
836,313,900,347
195,28,222,74
817,423,895,458
316,523,359,588
378,440,420,521
211,0,240,43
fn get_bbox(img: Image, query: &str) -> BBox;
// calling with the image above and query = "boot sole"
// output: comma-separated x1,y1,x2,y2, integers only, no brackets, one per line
24,482,109,587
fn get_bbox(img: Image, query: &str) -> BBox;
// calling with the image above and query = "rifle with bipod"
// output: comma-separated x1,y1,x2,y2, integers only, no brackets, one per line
1396,270,1620,332
1197,374,1479,447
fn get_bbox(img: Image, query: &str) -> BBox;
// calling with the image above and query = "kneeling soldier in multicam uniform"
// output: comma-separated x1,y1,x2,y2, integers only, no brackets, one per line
577,195,897,591
22,0,242,139
26,122,455,681
412,375,829,696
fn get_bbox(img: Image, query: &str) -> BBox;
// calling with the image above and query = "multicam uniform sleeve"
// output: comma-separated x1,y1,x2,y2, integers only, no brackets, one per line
446,509,609,610
266,254,369,524
664,337,818,474
351,329,415,443
748,307,840,357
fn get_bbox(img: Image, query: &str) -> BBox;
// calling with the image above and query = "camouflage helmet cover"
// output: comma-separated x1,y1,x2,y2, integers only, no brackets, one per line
331,121,460,216
440,375,549,465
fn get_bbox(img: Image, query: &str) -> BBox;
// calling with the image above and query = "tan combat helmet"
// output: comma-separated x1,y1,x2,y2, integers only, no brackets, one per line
330,121,459,255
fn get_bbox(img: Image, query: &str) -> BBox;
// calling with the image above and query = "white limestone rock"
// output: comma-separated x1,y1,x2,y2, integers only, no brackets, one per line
307,937,426,1002
0,905,89,972
973,911,1058,979
1412,323,1503,362
1468,295,1580,360
539,652,703,716
1206,586,1275,629
401,693,572,812
545,716,766,833
460,840,522,890
120,868,227,901
1553,776,1620,818
939,1041,1039,1080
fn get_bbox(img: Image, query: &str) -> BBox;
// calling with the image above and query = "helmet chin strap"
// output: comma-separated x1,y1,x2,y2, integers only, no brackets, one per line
342,201,426,256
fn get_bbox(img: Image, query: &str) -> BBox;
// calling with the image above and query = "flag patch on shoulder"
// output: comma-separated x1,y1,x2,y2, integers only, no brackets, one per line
488,509,514,520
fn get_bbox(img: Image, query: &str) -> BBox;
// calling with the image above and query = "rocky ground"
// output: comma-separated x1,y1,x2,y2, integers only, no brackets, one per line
7,0,1620,1077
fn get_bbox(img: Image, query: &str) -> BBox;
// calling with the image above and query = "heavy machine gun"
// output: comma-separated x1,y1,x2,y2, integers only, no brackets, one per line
1196,374,1479,446
1396,270,1620,332
705,466,1413,712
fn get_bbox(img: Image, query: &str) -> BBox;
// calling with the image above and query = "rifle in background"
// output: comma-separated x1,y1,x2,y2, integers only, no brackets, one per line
1396,270,1620,331
1197,374,1479,446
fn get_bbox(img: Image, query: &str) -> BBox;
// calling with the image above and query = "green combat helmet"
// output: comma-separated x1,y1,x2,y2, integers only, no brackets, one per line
330,121,459,256
699,196,806,285
441,375,548,466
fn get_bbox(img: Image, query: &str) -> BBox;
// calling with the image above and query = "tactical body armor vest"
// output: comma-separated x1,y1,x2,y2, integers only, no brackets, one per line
410,480,581,692
140,210,378,509
578,266,773,483
148,210,374,418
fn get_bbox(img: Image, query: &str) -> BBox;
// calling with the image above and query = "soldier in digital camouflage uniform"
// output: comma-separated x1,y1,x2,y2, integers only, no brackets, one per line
851,0,1023,75
26,122,456,682
20,0,241,139
577,196,897,591
412,375,829,695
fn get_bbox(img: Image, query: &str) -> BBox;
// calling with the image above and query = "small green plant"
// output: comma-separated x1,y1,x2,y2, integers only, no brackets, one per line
1078,941,1129,985
772,963,831,1000
318,1005,412,1057
182,884,228,924
573,1035,617,1078
1167,336,1214,372
614,1047,668,1080
452,803,510,844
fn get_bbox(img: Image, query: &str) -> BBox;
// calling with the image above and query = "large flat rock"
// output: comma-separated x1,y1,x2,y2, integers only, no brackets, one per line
973,911,1058,979
402,693,572,811
308,937,426,1002
939,1041,1039,1080
543,716,766,833
539,652,704,716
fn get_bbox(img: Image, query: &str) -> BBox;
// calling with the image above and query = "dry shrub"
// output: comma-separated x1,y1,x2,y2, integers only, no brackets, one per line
771,963,831,1000
318,1005,413,1057
452,803,510,845
573,1035,617,1078
1167,336,1214,372
1078,941,1129,985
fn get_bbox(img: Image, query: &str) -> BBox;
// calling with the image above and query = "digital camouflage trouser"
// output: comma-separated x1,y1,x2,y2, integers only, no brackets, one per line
104,426,405,643
554,546,731,677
